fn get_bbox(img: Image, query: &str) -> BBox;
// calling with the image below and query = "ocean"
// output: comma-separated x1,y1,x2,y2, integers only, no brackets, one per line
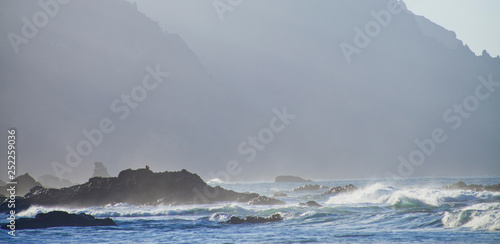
1,177,500,243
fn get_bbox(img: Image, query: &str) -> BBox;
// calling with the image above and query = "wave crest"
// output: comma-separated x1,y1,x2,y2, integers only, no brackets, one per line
442,203,500,230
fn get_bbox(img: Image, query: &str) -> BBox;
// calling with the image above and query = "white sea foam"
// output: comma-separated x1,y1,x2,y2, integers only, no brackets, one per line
326,182,500,207
206,178,224,184
442,203,500,231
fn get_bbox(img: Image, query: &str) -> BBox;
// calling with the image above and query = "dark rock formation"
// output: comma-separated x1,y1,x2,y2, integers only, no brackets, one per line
272,193,287,197
226,214,282,224
92,162,111,178
443,181,500,192
1,211,116,230
248,196,285,205
0,174,42,197
292,184,327,192
23,169,266,207
37,175,75,189
485,184,500,192
323,184,358,195
0,196,31,214
275,175,312,183
299,201,322,207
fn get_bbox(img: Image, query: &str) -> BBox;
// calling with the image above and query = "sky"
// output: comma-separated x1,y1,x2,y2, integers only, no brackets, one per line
404,0,500,57
127,0,500,58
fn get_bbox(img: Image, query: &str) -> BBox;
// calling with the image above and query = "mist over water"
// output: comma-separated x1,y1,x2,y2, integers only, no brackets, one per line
2,177,500,243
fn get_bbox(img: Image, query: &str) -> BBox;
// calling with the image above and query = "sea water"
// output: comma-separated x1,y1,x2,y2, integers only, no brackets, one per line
1,177,499,243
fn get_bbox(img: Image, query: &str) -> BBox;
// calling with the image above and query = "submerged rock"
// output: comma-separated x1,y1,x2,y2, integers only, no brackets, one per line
248,196,285,205
443,181,500,192
0,211,116,230
322,184,358,195
272,193,288,197
275,175,312,183
299,201,322,207
226,214,283,224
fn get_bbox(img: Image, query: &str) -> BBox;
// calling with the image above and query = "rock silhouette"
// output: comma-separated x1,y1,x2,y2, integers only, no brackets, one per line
299,201,322,207
0,173,41,197
248,196,285,205
0,196,31,214
23,169,277,207
0,211,116,230
443,181,500,192
322,184,358,195
272,193,288,197
92,162,111,178
226,214,283,224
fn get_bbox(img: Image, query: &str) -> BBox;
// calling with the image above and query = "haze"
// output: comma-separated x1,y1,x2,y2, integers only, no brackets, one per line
1,0,499,184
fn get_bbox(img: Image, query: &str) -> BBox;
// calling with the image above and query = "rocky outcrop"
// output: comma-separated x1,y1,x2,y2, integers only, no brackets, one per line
0,196,31,214
226,214,282,224
1,211,116,230
299,201,322,207
92,162,111,178
322,184,358,195
272,193,287,197
443,181,500,192
0,174,42,197
275,175,312,183
37,175,75,189
292,184,328,192
23,169,268,207
248,196,285,205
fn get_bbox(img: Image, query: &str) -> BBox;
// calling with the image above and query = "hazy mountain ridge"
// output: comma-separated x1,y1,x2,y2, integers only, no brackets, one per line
1,0,499,183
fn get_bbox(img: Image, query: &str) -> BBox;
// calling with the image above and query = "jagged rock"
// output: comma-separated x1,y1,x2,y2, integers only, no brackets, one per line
292,184,328,192
24,168,263,207
1,211,116,230
484,183,500,192
443,181,500,192
299,201,322,207
0,196,32,214
322,184,358,195
275,175,312,182
0,173,42,197
272,193,287,197
92,162,111,178
226,214,282,224
248,196,285,205
37,175,75,189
